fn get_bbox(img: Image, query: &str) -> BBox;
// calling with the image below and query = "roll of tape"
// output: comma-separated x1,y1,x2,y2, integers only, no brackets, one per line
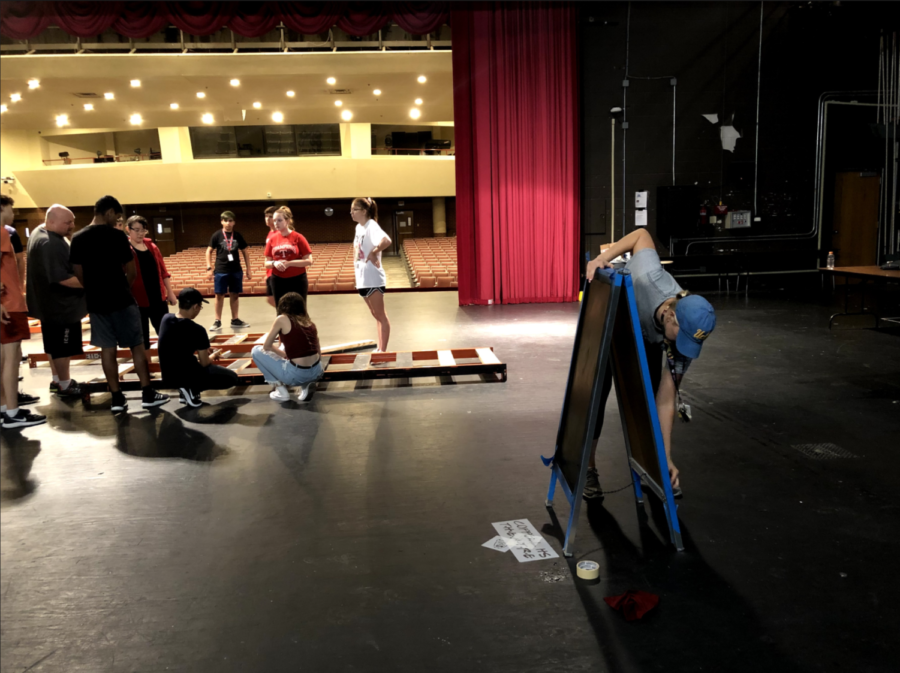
576,560,600,580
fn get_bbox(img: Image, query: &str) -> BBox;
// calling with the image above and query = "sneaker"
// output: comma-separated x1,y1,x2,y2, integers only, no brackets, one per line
672,486,683,499
110,391,128,413
583,467,604,501
141,388,169,408
230,319,251,329
56,380,82,398
17,392,40,406
2,409,47,429
269,386,291,402
179,388,202,408
298,382,316,402
49,380,59,393
210,319,222,332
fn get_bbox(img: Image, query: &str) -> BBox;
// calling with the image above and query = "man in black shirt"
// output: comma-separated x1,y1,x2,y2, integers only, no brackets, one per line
158,288,240,407
70,195,169,413
205,210,252,331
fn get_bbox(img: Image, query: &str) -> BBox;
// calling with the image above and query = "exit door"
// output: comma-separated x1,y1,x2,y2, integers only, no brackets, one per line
831,172,879,267
153,217,176,257
392,211,414,254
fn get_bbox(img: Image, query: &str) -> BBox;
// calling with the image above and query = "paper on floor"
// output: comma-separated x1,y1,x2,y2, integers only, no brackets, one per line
491,519,560,563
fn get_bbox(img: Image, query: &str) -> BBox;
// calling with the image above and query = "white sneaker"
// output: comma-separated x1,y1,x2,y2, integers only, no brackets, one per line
298,382,316,401
269,386,291,402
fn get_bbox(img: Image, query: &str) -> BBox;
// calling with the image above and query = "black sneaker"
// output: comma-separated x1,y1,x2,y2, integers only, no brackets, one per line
179,388,202,408
49,380,59,393
1,409,47,429
141,388,169,408
56,380,82,398
110,391,128,413
210,319,222,332
230,319,251,329
582,467,604,501
17,392,40,406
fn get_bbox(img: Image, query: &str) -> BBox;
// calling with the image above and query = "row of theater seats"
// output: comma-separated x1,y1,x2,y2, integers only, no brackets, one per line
403,237,458,288
163,243,360,295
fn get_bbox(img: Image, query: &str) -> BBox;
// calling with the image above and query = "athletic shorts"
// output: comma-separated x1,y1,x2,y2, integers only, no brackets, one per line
90,305,143,349
41,321,84,358
358,286,386,298
266,275,274,297
214,271,244,295
0,311,30,344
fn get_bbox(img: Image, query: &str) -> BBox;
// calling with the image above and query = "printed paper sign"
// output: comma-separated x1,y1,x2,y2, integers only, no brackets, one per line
482,536,510,553
491,519,560,563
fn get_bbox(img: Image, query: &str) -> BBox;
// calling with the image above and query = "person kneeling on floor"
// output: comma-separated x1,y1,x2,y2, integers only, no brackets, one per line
158,288,240,407
252,292,322,403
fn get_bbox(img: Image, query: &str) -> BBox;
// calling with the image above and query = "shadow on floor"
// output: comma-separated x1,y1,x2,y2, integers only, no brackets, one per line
0,431,41,503
115,409,228,462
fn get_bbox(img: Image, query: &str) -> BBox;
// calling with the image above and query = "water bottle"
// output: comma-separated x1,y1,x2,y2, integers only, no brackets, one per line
826,251,835,269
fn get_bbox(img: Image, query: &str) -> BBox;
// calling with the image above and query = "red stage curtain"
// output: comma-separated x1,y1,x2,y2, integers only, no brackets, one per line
0,1,449,38
114,2,170,38
452,2,580,305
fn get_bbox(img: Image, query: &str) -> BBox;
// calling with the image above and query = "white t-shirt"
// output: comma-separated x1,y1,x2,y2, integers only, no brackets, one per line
353,219,388,289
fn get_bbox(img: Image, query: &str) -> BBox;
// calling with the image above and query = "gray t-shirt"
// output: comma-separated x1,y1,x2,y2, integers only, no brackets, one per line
624,248,682,348
26,227,87,323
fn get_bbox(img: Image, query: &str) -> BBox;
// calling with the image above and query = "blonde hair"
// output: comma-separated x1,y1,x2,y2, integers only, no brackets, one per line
274,206,294,231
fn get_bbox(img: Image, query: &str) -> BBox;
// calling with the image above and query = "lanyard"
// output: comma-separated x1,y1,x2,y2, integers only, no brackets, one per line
663,340,691,423
223,231,234,251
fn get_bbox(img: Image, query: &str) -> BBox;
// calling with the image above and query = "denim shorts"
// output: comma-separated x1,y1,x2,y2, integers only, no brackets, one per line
90,304,143,349
251,345,323,387
214,271,244,295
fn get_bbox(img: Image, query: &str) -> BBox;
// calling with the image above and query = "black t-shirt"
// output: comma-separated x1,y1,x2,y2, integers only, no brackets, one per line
134,246,162,303
158,313,211,386
208,229,248,274
69,224,135,314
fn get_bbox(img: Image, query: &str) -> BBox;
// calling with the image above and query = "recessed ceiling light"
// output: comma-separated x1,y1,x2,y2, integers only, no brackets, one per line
341,109,353,121
83,103,94,111
253,102,262,109
202,113,214,124
130,79,141,87
170,103,179,109
56,114,69,127
373,89,382,96
104,92,114,100
417,75,427,83
197,92,206,99
286,90,295,97
27,79,39,89
230,79,240,87
130,113,143,125
415,98,423,105
409,108,421,120
10,93,22,102
334,100,343,107
272,111,284,123
327,77,336,85
0,105,7,114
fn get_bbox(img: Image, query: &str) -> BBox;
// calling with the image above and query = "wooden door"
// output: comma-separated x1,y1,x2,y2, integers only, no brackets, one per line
832,172,880,267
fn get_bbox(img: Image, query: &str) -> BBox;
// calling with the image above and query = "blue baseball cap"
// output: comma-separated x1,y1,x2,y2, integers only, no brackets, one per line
675,295,716,359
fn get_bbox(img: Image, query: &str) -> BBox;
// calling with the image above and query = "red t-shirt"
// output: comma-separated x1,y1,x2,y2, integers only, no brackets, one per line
265,229,277,278
265,230,311,278
0,227,27,313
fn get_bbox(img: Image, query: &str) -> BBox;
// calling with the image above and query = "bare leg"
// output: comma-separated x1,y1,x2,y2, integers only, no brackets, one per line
100,347,121,392
229,293,240,320
131,344,151,387
52,357,71,381
215,294,225,321
49,357,59,379
1,342,21,409
364,292,391,351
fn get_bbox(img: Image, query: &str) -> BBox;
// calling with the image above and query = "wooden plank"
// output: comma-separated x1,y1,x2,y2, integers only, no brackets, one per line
227,359,253,372
437,350,456,367
352,353,371,370
254,333,269,344
476,347,501,365
394,352,414,369
118,363,135,376
321,339,377,354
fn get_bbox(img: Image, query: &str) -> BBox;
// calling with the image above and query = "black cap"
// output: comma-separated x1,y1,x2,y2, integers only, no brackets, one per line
178,287,209,308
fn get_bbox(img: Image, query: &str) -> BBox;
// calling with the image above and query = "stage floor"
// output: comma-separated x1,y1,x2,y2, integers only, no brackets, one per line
2,290,899,673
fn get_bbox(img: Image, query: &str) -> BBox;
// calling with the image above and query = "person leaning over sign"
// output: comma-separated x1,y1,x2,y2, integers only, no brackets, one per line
584,228,716,500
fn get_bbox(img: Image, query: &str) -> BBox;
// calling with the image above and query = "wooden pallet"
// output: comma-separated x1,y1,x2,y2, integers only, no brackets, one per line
77,345,507,399
27,333,373,367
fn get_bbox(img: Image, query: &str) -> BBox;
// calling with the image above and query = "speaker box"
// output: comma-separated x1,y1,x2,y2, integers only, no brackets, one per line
656,186,700,253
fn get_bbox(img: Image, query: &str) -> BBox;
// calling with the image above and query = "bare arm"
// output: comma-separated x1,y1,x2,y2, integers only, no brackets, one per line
124,259,136,286
197,349,212,367
163,277,176,305
15,252,25,287
366,236,392,267
58,276,82,289
655,370,679,488
263,316,288,358
585,229,655,281
206,247,214,277
242,248,252,279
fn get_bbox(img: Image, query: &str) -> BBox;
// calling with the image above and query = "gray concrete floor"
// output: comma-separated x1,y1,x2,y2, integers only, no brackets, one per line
2,290,900,673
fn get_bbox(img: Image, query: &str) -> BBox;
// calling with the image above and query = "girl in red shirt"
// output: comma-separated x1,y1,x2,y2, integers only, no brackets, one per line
127,215,176,349
264,207,313,307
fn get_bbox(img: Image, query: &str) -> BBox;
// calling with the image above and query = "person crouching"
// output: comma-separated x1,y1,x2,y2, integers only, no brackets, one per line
251,292,322,403
157,288,240,407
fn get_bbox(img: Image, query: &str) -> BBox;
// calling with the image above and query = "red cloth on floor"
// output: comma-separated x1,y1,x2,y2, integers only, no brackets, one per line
604,590,659,621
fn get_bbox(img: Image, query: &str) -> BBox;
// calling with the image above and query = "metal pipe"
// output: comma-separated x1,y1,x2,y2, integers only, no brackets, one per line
611,118,616,243
753,1,764,214
891,33,898,253
622,1,631,242
672,80,676,185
